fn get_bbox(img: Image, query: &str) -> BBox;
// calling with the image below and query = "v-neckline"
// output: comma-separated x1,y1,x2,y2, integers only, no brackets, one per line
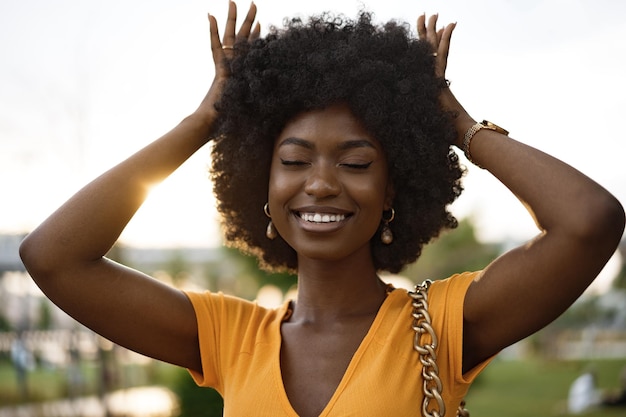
273,288,400,416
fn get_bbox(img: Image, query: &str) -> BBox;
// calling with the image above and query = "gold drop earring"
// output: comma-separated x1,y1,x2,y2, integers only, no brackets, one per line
264,203,277,240
381,208,395,245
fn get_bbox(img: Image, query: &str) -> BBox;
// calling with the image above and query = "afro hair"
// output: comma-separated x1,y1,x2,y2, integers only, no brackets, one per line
210,11,464,273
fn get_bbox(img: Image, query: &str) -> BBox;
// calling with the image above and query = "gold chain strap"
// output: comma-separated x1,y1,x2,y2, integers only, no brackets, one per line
409,280,469,417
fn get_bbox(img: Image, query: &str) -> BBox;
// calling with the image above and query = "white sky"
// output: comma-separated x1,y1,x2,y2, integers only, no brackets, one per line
1,0,625,250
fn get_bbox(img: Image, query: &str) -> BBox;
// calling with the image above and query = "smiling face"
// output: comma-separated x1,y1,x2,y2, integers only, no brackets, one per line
268,103,394,266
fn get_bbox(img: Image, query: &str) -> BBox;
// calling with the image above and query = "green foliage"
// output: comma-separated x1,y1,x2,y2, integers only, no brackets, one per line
164,250,191,286
612,258,626,289
170,367,224,417
0,312,11,332
402,218,501,282
0,358,98,405
36,301,52,330
548,296,615,330
221,246,296,297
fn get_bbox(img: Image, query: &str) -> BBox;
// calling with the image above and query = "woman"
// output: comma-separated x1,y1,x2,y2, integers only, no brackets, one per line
19,2,624,416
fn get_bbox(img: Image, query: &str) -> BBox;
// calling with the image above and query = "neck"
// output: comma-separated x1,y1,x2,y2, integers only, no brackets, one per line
291,252,389,323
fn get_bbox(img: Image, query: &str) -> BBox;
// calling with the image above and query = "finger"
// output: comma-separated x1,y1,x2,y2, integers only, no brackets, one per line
250,21,261,41
209,14,229,79
438,23,455,59
236,2,257,41
209,14,225,63
223,1,238,48
435,23,456,77
426,14,439,47
416,13,426,40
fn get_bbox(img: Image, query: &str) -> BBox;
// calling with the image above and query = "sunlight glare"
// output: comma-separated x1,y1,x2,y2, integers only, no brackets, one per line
119,154,221,248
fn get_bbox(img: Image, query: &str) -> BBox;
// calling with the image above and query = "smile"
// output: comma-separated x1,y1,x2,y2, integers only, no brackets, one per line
298,212,347,223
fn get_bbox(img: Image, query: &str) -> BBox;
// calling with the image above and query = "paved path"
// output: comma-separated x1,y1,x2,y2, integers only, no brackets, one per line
0,386,177,417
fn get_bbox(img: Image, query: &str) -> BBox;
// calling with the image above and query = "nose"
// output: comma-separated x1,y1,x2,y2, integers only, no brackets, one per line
304,164,341,198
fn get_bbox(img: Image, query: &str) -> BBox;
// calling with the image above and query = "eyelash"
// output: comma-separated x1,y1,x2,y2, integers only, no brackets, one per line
280,159,372,169
280,159,308,166
341,162,372,169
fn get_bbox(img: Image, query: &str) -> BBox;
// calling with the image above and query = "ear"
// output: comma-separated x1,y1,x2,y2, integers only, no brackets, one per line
384,180,395,210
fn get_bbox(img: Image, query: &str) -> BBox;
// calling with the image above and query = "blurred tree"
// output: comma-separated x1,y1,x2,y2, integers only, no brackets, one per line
612,260,626,290
221,246,296,297
609,241,626,289
0,310,11,331
36,300,53,330
402,218,501,282
549,296,605,329
201,260,222,292
164,250,190,287
171,367,224,417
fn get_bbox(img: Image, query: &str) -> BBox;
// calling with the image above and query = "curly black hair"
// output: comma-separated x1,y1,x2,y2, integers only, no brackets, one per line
210,11,464,274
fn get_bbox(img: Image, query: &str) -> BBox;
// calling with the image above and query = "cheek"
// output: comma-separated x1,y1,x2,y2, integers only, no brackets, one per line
267,163,306,219
348,170,390,204
268,165,297,200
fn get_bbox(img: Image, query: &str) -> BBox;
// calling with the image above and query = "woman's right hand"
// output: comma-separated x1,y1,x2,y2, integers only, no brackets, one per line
195,1,260,127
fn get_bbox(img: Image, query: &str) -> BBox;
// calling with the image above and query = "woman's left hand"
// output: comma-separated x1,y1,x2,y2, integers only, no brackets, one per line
417,14,455,79
417,14,475,147
416,15,626,376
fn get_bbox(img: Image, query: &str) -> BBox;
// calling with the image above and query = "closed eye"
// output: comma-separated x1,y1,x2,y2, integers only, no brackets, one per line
280,159,309,166
340,162,372,169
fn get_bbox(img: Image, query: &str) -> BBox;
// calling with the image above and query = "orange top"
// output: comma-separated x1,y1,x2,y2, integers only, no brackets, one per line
185,271,492,416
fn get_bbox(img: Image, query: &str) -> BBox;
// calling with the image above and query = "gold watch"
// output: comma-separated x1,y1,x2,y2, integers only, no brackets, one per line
481,120,509,136
462,120,509,167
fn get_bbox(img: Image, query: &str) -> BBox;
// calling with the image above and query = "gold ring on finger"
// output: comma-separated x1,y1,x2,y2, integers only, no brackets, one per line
222,45,234,50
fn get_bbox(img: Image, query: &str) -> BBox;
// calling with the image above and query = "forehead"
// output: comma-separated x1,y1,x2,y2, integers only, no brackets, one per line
275,103,382,151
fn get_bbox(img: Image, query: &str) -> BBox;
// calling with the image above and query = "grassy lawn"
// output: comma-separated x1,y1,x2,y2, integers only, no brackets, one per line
465,358,626,416
2,355,626,416
0,359,100,405
0,357,169,406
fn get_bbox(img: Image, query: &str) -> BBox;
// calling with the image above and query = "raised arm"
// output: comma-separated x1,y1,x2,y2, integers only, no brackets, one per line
19,2,259,372
417,15,625,372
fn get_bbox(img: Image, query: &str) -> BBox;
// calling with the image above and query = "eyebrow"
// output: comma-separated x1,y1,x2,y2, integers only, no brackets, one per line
278,137,377,150
278,137,314,149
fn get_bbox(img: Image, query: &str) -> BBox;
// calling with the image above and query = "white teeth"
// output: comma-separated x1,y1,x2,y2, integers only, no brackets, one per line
300,212,346,223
